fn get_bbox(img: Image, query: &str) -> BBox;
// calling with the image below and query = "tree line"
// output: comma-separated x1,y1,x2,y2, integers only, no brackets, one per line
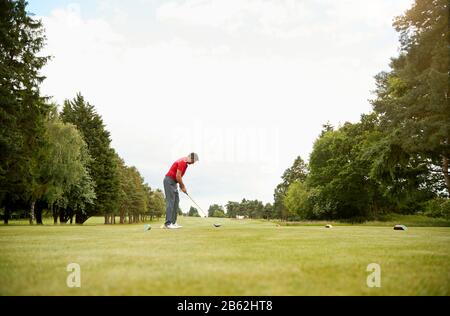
208,0,449,221
0,0,165,224
277,0,449,221
186,201,273,220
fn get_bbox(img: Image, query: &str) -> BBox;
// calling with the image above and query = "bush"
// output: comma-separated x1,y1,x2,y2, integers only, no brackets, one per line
424,198,450,220
212,210,225,218
284,181,314,220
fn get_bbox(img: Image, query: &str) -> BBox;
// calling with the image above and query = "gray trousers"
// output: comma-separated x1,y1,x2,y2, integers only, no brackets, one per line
164,176,179,225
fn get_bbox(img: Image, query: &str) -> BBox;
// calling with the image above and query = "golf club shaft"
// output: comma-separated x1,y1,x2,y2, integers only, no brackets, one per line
185,193,207,217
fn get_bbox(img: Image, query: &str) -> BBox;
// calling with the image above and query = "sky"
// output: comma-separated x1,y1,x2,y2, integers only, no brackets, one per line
28,0,414,213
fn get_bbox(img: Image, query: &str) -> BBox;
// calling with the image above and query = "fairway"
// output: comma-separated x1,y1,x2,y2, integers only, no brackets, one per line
1,217,449,296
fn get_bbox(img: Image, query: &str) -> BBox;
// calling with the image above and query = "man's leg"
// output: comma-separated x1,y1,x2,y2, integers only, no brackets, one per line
164,177,175,226
172,190,179,224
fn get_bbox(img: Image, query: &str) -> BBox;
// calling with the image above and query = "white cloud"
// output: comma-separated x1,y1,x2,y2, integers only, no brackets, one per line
156,0,313,38
38,0,414,211
156,0,412,40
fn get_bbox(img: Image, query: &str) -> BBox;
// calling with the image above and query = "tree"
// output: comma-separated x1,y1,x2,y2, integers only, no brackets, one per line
188,206,199,217
225,201,240,218
284,181,311,220
115,164,146,224
273,156,308,220
208,204,224,217
212,209,225,218
57,161,96,224
240,199,264,219
0,0,51,223
371,0,449,195
29,111,94,224
60,93,120,223
125,166,146,224
262,203,274,220
148,189,165,220
281,156,308,185
116,156,132,224
308,116,392,220
117,154,164,224
223,199,266,219
320,122,334,137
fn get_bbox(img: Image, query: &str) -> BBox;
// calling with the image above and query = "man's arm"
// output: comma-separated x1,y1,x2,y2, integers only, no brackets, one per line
176,169,187,193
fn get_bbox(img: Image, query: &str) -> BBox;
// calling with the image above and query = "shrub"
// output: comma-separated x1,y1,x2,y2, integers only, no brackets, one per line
424,198,450,220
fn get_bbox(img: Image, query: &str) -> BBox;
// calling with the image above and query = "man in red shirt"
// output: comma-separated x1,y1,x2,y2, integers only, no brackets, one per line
163,152,199,229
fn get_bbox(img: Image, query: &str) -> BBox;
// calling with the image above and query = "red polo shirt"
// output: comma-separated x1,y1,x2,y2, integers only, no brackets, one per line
166,158,188,181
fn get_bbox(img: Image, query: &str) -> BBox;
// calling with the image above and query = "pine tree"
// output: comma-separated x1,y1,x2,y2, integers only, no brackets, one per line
0,0,51,223
60,93,120,223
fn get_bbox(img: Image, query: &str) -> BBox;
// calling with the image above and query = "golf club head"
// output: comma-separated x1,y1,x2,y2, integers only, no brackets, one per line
213,223,222,227
144,224,151,231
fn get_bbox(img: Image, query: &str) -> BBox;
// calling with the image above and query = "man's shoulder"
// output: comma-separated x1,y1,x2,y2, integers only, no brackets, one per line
176,158,187,167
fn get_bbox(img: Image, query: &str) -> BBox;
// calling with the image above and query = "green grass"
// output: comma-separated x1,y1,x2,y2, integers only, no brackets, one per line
275,214,450,227
1,217,449,295
1,216,117,226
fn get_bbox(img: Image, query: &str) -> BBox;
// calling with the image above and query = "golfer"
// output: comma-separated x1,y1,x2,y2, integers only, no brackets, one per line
163,152,199,229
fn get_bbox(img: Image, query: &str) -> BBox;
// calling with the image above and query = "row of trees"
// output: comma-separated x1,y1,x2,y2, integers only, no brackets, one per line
0,0,165,224
274,0,449,221
197,200,273,219
224,200,274,219
60,94,165,224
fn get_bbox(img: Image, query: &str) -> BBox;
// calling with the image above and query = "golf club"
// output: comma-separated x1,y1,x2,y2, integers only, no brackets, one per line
185,192,207,218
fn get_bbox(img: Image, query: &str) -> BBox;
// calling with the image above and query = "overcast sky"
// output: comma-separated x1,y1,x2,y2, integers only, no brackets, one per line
30,0,414,213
